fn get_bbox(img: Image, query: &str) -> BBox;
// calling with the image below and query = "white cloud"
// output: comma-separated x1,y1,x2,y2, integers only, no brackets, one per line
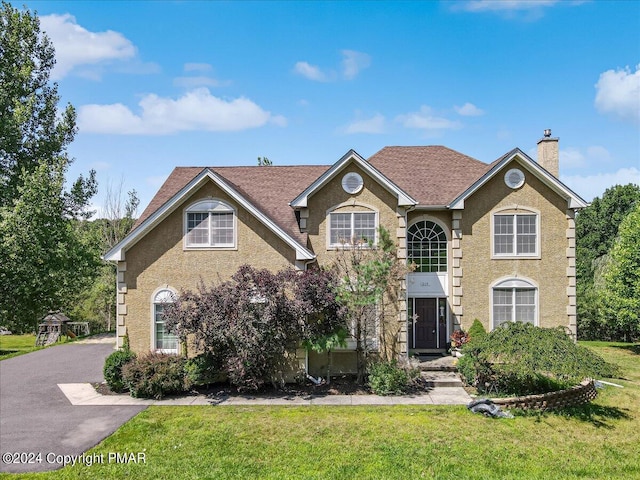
562,168,640,201
293,61,329,82
396,106,461,131
454,102,485,116
40,13,136,79
78,88,285,135
345,114,385,134
594,64,640,123
341,50,371,80
456,0,559,12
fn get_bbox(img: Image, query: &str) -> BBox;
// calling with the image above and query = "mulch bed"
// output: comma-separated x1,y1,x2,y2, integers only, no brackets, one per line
93,375,434,398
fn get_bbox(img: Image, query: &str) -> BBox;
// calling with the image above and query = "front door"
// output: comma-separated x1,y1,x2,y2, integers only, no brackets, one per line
414,298,437,349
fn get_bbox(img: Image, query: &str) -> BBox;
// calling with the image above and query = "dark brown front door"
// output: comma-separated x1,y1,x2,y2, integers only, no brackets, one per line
414,298,437,349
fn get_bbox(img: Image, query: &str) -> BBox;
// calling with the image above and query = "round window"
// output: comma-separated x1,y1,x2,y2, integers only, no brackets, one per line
341,172,364,194
504,168,525,189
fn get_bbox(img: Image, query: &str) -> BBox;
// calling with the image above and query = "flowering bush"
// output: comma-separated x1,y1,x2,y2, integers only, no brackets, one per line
450,329,470,349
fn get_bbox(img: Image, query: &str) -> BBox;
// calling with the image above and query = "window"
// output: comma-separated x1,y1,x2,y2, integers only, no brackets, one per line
492,279,537,329
185,200,235,248
153,289,178,353
407,220,448,272
329,211,377,246
493,213,538,256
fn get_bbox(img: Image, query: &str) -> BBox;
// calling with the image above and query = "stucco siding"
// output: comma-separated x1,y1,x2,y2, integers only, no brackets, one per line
122,180,296,354
460,160,569,332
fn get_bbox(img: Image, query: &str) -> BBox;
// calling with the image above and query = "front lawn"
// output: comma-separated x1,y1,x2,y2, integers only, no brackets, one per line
0,335,44,360
4,342,639,480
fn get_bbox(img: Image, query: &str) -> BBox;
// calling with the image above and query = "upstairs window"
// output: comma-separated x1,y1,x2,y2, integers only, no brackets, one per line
407,220,448,272
493,212,538,257
185,200,235,248
329,211,377,246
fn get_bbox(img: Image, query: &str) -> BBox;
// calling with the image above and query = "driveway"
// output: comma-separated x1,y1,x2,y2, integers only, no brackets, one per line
0,339,146,473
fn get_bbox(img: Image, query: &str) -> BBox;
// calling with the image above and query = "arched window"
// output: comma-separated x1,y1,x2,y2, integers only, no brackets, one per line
153,289,178,353
491,278,538,329
407,221,447,272
185,199,236,248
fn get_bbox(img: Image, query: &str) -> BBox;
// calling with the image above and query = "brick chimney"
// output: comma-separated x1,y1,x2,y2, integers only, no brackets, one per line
537,128,559,177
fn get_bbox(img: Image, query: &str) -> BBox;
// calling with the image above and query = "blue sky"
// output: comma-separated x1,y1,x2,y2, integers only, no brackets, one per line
22,0,640,216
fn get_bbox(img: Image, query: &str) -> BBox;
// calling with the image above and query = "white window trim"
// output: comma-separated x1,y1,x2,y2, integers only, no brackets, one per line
490,207,540,259
151,286,179,354
489,277,539,330
183,199,237,250
326,203,379,249
407,218,449,273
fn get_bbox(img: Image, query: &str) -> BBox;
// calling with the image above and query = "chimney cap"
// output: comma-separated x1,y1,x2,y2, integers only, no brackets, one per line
543,128,552,137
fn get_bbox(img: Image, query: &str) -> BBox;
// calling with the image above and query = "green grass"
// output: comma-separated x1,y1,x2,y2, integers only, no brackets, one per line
0,334,73,361
2,342,639,479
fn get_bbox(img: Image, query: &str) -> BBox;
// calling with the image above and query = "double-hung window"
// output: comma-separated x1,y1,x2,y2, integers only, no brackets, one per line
153,289,178,353
329,211,377,246
493,213,538,256
492,279,537,329
185,200,235,248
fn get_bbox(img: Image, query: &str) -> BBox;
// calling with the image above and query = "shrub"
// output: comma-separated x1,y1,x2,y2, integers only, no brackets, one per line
103,349,136,393
450,329,469,349
122,352,187,399
467,319,487,344
368,360,413,395
459,322,620,396
184,353,222,389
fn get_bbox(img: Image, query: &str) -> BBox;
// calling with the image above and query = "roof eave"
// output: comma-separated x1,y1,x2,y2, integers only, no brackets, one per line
103,168,316,263
447,148,589,210
290,149,417,209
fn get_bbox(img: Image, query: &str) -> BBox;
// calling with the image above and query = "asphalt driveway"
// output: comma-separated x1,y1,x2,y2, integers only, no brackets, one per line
0,340,146,473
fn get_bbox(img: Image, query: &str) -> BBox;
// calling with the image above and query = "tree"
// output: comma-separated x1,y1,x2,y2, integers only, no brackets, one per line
257,156,272,166
601,205,640,342
575,184,640,340
162,265,347,391
0,2,97,332
332,226,411,384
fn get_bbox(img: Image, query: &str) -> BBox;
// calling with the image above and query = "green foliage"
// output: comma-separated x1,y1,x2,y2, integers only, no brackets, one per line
122,352,187,399
601,205,640,342
467,319,487,343
163,265,347,391
183,353,222,389
0,2,98,332
103,348,137,393
460,322,620,395
257,156,272,166
333,226,410,383
367,361,412,395
576,184,640,340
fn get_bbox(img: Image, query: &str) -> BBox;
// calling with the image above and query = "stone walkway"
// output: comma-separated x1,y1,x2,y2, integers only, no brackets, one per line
58,383,472,406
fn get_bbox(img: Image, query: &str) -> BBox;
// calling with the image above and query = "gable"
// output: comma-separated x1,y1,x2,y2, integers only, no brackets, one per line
104,167,324,262
448,149,588,210
290,149,417,208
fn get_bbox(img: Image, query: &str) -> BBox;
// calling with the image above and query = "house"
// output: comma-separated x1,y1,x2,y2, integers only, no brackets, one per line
104,131,588,374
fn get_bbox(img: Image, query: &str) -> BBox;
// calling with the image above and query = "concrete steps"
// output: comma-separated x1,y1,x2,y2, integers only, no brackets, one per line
420,371,464,388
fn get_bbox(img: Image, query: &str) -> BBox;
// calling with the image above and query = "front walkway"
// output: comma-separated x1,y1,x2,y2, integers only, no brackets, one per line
58,383,472,406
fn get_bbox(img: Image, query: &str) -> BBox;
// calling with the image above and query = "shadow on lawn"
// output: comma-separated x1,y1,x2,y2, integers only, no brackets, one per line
523,402,632,429
611,344,640,355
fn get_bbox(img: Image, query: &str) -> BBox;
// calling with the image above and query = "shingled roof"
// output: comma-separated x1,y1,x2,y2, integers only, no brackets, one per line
368,146,492,206
133,165,331,244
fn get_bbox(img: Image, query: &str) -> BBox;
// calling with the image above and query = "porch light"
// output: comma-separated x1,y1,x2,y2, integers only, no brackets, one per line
439,305,445,319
